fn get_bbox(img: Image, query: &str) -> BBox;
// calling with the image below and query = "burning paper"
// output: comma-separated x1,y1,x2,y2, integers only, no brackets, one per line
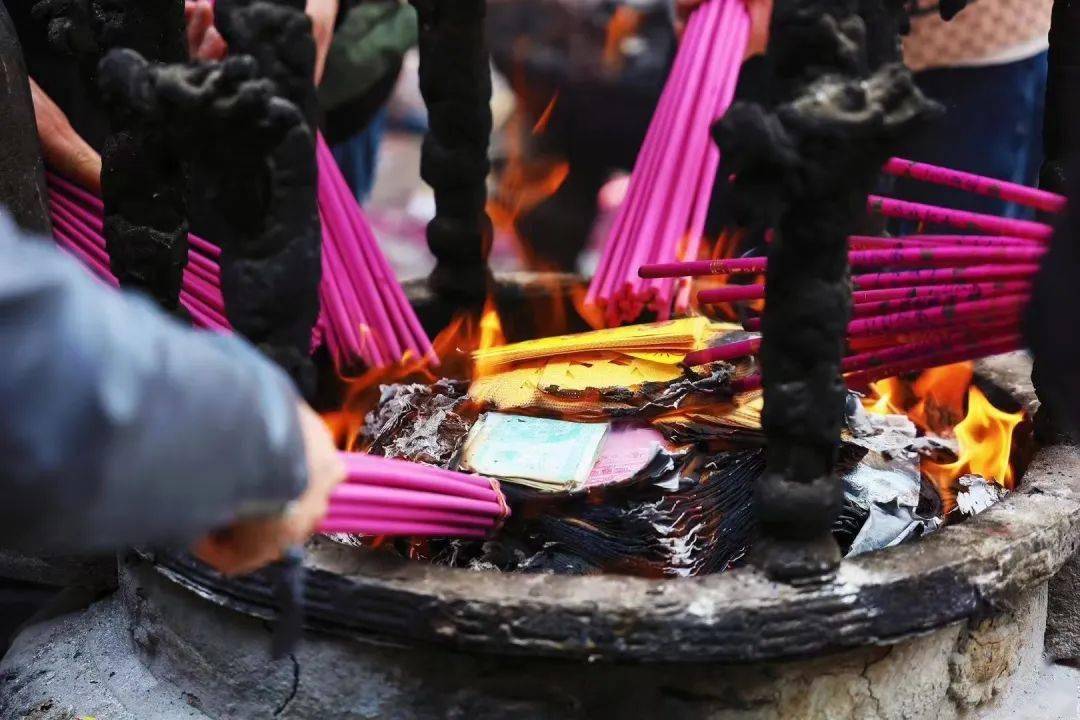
460,412,608,492
955,474,1007,516
843,400,940,557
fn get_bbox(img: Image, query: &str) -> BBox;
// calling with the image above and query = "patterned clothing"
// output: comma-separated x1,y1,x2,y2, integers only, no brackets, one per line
903,0,1053,72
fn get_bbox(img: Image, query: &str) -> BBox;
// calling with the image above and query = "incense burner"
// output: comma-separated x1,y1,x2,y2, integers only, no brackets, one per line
3,305,1078,719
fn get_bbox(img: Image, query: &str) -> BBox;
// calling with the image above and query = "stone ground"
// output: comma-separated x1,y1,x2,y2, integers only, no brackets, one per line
1,590,1076,720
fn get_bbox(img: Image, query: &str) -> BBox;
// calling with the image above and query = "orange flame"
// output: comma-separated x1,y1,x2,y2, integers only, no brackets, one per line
863,362,1024,513
924,386,1023,511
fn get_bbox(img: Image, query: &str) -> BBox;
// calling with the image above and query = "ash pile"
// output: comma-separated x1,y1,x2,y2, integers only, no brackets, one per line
344,319,1007,577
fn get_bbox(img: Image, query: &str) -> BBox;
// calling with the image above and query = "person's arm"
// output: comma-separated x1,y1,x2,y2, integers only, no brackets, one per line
29,77,101,193
307,0,341,84
0,214,343,571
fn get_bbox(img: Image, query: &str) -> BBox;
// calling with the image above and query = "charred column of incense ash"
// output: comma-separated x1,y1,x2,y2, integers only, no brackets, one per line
98,50,321,392
215,0,318,128
90,0,190,315
409,0,494,302
713,1,938,581
1030,0,1080,442
0,4,52,236
1042,0,1080,195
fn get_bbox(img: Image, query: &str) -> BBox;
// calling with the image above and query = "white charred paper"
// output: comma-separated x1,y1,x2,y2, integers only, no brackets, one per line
956,474,1006,516
844,410,934,557
460,412,609,492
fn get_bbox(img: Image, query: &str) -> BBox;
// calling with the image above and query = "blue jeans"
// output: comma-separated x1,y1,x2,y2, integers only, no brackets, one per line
330,108,389,204
886,51,1048,220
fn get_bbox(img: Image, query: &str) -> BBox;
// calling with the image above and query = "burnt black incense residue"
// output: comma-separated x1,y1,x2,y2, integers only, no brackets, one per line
713,0,939,581
409,0,494,303
97,48,321,394
91,0,190,315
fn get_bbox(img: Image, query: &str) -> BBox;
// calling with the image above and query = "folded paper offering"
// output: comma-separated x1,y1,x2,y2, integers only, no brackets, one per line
461,413,609,492
468,319,755,423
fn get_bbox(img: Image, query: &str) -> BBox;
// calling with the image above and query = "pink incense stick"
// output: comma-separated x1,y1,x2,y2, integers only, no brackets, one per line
844,334,1024,386
845,294,1027,337
699,280,1032,305
325,505,497,528
882,158,1067,214
586,0,750,325
642,245,1046,280
867,195,1054,241
853,264,1040,289
317,518,488,538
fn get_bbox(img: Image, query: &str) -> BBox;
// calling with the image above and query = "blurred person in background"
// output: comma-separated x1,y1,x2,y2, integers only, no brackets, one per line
890,0,1053,219
320,0,417,203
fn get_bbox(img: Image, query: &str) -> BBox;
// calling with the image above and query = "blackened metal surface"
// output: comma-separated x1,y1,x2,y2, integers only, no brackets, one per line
93,0,189,314
713,1,938,581
0,3,51,236
409,0,494,302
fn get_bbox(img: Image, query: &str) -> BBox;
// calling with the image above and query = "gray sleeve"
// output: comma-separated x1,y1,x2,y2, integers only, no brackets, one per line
0,216,308,554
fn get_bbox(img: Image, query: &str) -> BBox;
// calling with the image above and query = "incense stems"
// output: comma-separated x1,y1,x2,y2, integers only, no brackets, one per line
315,135,436,367
866,195,1054,240
882,158,1067,214
47,143,435,373
585,0,750,326
641,245,1046,279
727,334,1023,394
322,453,510,539
698,280,1032,305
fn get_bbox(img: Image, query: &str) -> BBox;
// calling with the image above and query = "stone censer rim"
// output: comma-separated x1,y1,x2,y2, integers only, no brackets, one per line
143,354,1080,664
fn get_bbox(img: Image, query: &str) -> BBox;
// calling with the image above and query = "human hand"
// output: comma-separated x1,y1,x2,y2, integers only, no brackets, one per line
192,403,346,576
306,0,339,85
675,0,773,59
29,78,101,194
184,0,228,61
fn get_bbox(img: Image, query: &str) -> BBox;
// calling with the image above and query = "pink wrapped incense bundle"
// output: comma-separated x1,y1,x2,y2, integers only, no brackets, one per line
882,158,1067,215
321,454,509,539
585,0,750,326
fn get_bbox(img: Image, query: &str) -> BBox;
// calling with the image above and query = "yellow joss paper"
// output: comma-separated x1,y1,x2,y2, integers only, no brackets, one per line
473,317,721,372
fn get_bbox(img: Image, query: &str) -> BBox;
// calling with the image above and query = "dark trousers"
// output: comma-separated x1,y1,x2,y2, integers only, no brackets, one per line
888,51,1048,220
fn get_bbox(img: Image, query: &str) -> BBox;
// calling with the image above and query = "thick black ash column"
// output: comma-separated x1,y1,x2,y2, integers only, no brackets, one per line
93,0,189,314
714,0,937,581
0,3,52,236
194,0,322,394
409,0,494,302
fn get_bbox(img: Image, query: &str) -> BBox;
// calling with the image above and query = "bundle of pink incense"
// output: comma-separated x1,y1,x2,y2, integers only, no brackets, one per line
47,172,232,332
314,135,435,370
584,0,750,327
320,454,509,538
46,142,434,372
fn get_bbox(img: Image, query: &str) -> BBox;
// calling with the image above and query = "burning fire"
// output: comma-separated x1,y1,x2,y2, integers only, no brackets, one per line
864,362,1025,512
